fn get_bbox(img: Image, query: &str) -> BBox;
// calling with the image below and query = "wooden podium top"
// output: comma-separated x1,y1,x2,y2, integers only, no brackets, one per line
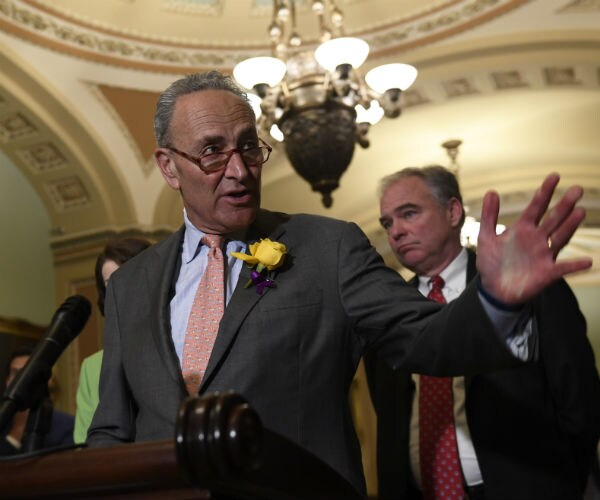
0,392,364,500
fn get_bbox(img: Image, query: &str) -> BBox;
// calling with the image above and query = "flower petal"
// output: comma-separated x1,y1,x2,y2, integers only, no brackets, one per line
231,251,259,265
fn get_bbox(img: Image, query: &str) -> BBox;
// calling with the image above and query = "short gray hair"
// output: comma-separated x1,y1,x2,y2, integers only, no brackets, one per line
154,71,254,147
379,165,466,227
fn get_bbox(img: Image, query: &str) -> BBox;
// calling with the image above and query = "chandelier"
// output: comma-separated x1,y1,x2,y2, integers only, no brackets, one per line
233,0,417,207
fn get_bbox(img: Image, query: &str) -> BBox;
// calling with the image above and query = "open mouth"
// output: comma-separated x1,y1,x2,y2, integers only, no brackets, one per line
223,189,255,204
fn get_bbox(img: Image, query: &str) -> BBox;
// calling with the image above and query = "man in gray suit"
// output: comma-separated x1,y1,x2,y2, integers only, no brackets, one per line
87,71,591,495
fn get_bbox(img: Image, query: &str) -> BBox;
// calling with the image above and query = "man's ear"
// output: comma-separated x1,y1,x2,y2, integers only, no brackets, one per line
447,197,464,228
155,149,180,190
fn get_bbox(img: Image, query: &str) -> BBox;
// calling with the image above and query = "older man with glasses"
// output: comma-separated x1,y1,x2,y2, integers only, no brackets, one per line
87,71,592,497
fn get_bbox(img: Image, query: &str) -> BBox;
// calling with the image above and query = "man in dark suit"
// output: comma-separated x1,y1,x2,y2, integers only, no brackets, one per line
87,71,592,496
366,166,600,499
0,346,74,455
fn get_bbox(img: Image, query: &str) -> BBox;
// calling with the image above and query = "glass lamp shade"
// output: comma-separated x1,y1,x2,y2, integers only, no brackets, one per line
365,63,418,93
233,56,287,89
314,37,369,72
355,100,384,125
247,93,262,119
269,124,284,142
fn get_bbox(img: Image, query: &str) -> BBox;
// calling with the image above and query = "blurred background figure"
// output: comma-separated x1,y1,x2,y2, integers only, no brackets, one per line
73,237,151,444
0,345,74,455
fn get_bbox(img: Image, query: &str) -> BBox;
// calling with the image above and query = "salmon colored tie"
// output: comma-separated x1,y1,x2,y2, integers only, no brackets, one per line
181,234,225,396
419,275,465,500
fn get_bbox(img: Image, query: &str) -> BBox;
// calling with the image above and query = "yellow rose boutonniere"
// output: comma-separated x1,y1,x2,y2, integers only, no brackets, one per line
232,239,287,294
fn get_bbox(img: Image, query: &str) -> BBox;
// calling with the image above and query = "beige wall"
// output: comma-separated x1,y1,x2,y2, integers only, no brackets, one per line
0,150,54,325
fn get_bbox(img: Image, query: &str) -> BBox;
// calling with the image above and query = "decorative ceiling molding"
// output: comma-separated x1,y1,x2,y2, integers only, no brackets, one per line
44,175,90,212
403,60,600,109
50,224,173,258
161,0,222,16
557,0,600,13
16,141,68,174
464,187,600,227
362,0,530,56
0,0,529,72
0,110,39,142
0,50,139,233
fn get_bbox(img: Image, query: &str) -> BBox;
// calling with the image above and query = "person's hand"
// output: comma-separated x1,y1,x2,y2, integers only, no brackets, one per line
476,173,592,304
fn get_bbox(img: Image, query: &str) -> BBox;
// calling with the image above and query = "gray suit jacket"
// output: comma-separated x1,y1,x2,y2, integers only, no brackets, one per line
88,210,517,494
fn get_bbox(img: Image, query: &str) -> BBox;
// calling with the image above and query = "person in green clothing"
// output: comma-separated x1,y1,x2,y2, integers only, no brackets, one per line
73,237,151,443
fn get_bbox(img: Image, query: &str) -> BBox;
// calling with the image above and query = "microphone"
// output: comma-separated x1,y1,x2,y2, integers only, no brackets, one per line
0,295,91,432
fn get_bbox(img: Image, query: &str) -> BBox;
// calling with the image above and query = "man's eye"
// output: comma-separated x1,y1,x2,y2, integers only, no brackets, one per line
380,220,391,230
402,210,417,219
241,141,259,151
202,145,220,156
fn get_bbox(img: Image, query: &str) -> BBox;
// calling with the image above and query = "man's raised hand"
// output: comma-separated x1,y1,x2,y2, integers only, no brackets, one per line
476,173,591,305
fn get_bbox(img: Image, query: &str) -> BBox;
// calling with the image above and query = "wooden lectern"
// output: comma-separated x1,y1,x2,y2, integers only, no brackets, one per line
0,392,363,499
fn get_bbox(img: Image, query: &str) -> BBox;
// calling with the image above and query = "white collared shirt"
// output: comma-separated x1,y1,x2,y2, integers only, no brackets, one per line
409,248,483,486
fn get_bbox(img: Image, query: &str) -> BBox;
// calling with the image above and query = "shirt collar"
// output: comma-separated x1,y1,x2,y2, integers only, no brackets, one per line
181,208,248,263
418,247,468,293
182,209,205,264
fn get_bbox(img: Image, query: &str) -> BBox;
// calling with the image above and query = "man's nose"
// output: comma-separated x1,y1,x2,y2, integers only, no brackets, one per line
388,218,406,239
223,151,249,179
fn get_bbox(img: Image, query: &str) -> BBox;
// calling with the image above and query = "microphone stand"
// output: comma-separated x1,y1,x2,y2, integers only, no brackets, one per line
21,387,53,453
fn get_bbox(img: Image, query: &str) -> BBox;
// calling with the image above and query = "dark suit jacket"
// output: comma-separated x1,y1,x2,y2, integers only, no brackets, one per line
88,211,522,495
366,249,600,500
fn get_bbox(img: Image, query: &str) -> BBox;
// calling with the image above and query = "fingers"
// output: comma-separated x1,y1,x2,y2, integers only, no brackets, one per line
520,173,560,225
547,207,586,258
553,257,593,278
539,184,584,235
479,190,499,243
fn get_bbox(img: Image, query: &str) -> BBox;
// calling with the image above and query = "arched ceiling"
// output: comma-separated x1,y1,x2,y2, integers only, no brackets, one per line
0,0,599,281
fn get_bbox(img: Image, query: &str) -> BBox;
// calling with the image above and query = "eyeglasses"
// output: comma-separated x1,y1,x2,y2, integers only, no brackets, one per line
165,138,272,174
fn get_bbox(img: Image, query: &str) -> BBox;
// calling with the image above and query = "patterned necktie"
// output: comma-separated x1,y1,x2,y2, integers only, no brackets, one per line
419,275,465,500
181,234,225,396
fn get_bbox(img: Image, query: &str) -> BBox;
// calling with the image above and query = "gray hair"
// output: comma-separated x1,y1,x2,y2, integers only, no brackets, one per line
379,165,466,227
154,71,254,147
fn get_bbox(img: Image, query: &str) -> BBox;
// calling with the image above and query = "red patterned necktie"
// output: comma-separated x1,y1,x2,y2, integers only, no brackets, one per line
181,234,225,396
419,275,465,500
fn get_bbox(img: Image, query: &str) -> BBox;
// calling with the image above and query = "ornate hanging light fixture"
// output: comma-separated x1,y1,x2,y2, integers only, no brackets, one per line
233,0,417,207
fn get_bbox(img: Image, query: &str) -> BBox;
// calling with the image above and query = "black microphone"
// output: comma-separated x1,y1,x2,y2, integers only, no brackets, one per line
0,295,91,432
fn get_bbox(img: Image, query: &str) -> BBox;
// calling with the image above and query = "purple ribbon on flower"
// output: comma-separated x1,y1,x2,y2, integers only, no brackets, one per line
250,270,276,295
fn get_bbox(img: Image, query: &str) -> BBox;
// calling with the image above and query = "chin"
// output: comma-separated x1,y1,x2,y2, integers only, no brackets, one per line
397,253,422,271
224,205,258,231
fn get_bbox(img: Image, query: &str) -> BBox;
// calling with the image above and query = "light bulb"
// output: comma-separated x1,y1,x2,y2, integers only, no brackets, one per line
312,1,324,14
331,7,344,27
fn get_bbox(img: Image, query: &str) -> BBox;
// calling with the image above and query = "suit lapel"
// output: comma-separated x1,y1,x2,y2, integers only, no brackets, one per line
146,227,187,389
464,248,477,389
200,211,287,390
466,248,477,283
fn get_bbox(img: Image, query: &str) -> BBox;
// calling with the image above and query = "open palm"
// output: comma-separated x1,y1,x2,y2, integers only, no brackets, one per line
476,174,591,304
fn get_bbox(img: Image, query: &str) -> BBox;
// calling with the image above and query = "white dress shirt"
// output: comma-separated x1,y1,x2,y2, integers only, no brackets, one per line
408,248,484,487
408,248,534,487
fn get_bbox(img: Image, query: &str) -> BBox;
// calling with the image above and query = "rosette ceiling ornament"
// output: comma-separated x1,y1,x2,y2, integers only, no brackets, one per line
233,0,417,207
